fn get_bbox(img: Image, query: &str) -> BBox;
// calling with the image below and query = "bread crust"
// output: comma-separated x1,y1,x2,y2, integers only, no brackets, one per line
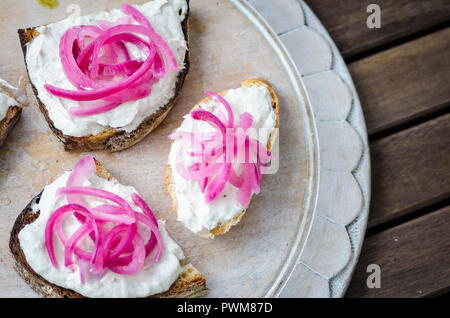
17,1,190,152
0,105,22,148
9,159,208,298
165,79,280,238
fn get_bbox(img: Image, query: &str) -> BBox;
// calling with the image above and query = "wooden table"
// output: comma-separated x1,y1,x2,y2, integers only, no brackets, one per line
0,0,448,298
303,0,450,298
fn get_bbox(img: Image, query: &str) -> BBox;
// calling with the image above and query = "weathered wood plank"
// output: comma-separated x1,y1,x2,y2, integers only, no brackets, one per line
346,206,450,298
349,28,450,136
305,0,450,59
368,114,450,229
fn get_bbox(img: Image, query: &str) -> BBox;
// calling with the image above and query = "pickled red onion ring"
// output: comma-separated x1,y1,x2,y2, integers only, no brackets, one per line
44,155,162,282
68,100,122,117
204,91,234,128
121,3,178,71
44,4,178,117
45,203,94,268
65,223,92,267
169,92,272,206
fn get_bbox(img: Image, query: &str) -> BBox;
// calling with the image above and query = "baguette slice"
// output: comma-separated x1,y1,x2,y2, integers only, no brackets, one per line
17,1,190,152
0,104,22,149
9,159,208,298
166,79,280,238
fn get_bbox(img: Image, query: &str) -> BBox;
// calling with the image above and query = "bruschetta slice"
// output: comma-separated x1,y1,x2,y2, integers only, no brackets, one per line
166,79,280,238
19,0,190,152
10,155,207,298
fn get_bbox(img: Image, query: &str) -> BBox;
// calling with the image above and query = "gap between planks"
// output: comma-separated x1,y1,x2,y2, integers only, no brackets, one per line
368,113,450,230
348,27,450,138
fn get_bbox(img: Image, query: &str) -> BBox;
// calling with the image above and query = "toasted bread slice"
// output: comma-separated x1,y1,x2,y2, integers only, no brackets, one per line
18,1,190,152
0,105,22,148
166,78,280,238
9,159,208,298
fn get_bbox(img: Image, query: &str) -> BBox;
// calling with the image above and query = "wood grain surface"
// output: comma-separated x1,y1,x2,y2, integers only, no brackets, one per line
348,28,450,136
305,0,450,297
303,0,450,297
346,206,450,297
368,113,450,229
262,0,450,298
305,0,450,59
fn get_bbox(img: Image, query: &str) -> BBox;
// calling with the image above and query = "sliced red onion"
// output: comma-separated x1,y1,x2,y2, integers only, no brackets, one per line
65,223,92,267
205,91,234,128
44,4,178,117
68,100,122,117
45,203,92,268
108,235,146,275
45,155,163,282
169,92,272,205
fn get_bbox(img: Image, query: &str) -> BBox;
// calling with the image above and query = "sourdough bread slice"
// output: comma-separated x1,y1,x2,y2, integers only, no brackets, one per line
0,80,24,148
9,159,208,298
0,105,21,148
18,1,190,152
166,79,280,238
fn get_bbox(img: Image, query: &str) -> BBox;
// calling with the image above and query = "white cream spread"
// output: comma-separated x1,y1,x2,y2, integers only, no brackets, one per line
25,0,188,137
19,171,185,298
0,91,17,121
0,78,28,106
168,84,277,236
